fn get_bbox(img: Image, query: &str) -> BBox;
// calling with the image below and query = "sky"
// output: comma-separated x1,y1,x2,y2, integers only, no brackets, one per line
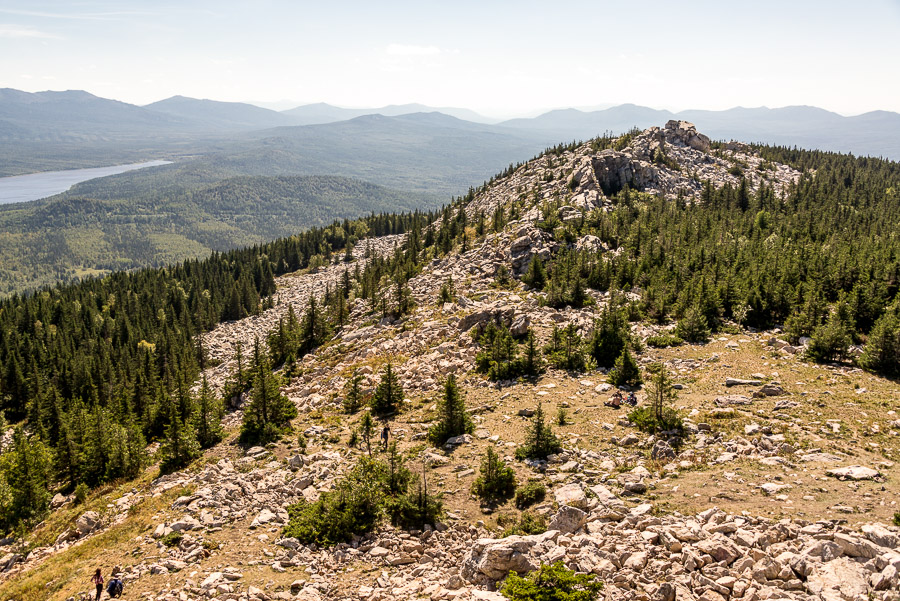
1,0,899,119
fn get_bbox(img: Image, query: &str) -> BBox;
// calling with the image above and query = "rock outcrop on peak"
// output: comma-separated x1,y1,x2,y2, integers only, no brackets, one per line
467,120,802,224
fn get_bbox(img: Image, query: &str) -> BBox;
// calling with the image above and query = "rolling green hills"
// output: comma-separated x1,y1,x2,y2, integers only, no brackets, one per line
0,175,434,295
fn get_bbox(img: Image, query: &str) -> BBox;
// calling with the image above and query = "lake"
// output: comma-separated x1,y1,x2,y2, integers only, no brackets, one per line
0,160,172,205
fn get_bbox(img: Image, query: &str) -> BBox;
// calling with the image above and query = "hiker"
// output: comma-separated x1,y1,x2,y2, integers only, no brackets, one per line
626,392,638,407
106,575,124,599
604,391,622,409
91,568,104,601
381,424,390,450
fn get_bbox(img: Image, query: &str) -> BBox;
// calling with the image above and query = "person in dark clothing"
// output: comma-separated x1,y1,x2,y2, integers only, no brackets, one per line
106,576,124,598
381,424,390,450
91,568,104,601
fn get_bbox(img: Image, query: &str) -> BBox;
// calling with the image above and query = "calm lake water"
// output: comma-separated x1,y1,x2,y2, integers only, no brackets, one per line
0,160,172,205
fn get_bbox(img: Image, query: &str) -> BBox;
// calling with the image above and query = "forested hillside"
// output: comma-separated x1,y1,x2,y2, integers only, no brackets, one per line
0,175,435,295
0,128,898,540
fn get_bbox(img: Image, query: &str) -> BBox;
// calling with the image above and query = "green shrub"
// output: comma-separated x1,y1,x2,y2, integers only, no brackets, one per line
501,511,547,537
556,406,568,426
282,452,441,546
74,482,89,506
282,456,386,546
608,347,642,388
514,480,546,509
515,403,562,461
646,334,683,348
472,447,517,505
893,512,900,527
161,532,183,547
385,474,443,530
500,561,603,601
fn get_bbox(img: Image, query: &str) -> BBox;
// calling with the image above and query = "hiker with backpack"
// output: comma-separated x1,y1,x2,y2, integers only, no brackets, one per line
106,575,124,598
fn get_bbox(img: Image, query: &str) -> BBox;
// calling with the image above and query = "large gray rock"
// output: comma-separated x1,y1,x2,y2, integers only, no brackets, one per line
75,511,101,536
826,465,880,481
806,557,869,600
651,440,675,460
460,534,548,584
861,523,900,549
554,483,587,510
509,314,530,337
547,505,586,534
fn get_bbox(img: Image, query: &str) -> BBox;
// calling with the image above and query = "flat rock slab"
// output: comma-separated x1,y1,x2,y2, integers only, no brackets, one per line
725,378,762,387
798,452,845,464
715,395,753,407
826,465,881,480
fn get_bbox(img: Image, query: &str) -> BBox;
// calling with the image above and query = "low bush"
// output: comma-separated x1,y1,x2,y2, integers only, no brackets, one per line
514,480,546,509
501,511,547,537
160,532,183,547
282,453,441,546
500,561,603,601
472,447,516,505
646,334,683,348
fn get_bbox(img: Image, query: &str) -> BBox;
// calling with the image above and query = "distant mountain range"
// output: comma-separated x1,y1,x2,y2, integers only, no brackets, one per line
498,103,900,159
1,88,899,181
280,102,496,125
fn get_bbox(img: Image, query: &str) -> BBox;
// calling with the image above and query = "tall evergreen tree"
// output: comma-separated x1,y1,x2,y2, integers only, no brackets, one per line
240,339,297,444
428,375,473,445
371,364,404,415
194,375,224,449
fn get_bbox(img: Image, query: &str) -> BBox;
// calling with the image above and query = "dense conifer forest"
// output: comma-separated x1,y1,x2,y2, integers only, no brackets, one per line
0,141,897,532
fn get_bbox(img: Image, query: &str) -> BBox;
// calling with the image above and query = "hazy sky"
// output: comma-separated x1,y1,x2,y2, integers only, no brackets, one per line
2,0,899,118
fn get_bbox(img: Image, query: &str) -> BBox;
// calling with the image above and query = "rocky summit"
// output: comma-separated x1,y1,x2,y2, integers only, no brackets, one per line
1,122,898,601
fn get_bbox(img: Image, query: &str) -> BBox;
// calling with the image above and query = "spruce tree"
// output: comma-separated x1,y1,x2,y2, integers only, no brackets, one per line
860,306,900,376
371,363,403,415
608,347,642,388
194,375,224,449
343,370,365,414
524,255,547,290
0,427,52,530
807,302,853,363
676,306,711,343
428,375,474,445
160,384,201,473
589,300,631,367
240,339,298,444
360,410,375,456
515,402,562,460
471,447,516,504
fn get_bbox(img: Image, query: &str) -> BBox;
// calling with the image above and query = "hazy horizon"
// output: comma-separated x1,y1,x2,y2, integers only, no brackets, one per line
6,88,897,122
3,0,899,118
